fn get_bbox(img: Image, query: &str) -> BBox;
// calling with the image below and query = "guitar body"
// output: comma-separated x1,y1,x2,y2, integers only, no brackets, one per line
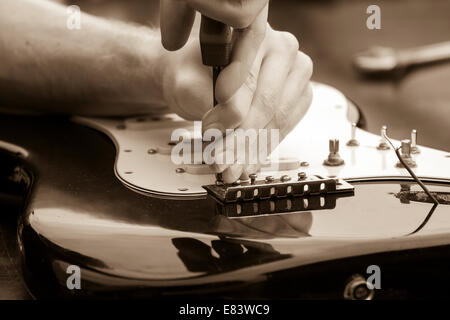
1,83,450,299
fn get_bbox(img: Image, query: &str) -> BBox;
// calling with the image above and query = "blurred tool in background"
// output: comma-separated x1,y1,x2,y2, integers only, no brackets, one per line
353,41,450,77
199,16,233,107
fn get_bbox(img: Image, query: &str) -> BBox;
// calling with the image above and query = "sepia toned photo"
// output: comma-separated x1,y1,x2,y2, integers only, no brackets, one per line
0,0,450,307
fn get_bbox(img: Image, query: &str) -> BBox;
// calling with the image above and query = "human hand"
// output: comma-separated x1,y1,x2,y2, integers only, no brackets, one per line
160,0,269,103
158,25,313,182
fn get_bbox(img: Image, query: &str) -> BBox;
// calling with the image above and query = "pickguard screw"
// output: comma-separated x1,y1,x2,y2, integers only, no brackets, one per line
281,175,291,182
298,172,307,180
175,168,185,173
265,176,275,183
300,161,309,167
148,148,157,154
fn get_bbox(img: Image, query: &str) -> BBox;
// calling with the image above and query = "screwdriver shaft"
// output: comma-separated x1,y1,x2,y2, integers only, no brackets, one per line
213,66,223,106
213,66,224,183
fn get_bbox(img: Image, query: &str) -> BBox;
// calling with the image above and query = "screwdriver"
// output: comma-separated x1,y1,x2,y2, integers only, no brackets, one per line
199,15,233,107
199,15,233,183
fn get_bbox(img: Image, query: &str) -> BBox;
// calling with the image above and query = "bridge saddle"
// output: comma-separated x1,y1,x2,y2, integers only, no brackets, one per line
203,176,354,203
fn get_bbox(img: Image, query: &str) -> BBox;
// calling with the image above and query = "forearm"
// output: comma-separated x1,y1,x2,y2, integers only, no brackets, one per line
0,0,166,115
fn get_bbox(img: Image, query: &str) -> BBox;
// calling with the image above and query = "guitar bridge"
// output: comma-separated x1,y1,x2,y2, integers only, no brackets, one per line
203,176,354,203
214,193,350,218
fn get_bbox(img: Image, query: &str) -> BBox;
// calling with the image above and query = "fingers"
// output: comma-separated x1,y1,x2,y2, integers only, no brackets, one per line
201,44,264,134
183,0,268,28
206,29,297,162
222,163,245,183
265,82,313,143
219,32,300,173
161,0,269,103
169,67,213,120
160,0,196,51
238,30,300,130
161,43,214,119
200,74,255,134
215,6,268,103
218,82,312,183
218,52,313,183
275,55,313,137
161,0,268,51
245,52,313,137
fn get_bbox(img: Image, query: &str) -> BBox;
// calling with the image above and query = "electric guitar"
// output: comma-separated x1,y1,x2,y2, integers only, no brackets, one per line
1,82,450,300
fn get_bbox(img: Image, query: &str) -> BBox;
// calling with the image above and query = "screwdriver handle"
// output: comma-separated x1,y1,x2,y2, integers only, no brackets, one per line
200,15,233,67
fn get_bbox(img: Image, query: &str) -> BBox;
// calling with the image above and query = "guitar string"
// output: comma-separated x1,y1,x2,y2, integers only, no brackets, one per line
382,133,440,235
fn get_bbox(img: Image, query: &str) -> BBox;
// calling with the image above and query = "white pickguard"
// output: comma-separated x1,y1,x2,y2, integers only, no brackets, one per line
74,82,450,198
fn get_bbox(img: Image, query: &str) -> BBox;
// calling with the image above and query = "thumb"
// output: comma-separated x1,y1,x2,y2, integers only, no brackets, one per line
160,0,196,51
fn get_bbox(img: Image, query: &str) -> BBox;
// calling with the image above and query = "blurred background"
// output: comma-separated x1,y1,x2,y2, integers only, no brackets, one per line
57,0,450,151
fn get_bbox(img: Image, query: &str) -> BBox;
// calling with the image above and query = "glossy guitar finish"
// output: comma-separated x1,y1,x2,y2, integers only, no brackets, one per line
0,84,450,299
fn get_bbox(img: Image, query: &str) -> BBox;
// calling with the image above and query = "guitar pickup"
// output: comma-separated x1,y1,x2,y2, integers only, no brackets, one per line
203,176,354,203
